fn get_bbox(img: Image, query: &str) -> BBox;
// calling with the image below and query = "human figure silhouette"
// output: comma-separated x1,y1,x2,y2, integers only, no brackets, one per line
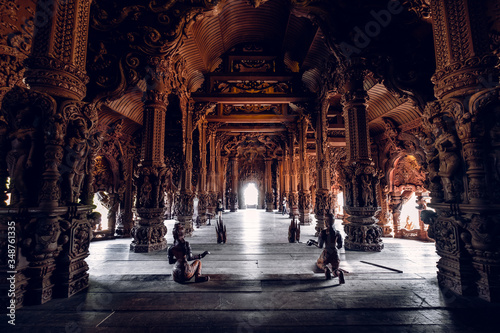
168,223,210,283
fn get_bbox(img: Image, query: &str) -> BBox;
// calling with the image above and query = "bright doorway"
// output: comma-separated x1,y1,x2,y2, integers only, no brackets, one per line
244,183,258,208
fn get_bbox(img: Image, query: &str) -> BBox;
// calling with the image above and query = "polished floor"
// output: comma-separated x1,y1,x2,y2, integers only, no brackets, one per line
4,209,500,332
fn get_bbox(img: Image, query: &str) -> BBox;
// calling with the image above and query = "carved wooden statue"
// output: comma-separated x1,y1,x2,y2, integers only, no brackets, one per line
7,106,35,206
288,216,300,243
307,214,346,283
215,215,227,244
167,223,210,283
430,118,460,202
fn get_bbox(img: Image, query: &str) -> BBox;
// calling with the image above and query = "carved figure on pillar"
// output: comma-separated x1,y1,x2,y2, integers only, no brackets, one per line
430,117,460,202
61,118,90,205
6,106,36,207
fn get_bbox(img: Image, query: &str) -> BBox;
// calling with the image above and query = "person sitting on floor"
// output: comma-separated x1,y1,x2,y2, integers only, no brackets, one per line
307,213,345,283
168,223,210,283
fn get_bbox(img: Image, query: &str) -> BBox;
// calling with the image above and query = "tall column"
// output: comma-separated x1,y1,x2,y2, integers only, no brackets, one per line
207,127,218,217
197,121,208,225
131,56,170,252
283,143,290,213
265,158,274,212
229,157,239,211
340,60,383,252
116,144,136,237
0,0,96,307
278,158,285,213
288,132,299,217
314,100,332,235
377,186,393,237
421,0,500,301
298,115,312,224
389,194,402,237
221,155,229,207
176,100,195,236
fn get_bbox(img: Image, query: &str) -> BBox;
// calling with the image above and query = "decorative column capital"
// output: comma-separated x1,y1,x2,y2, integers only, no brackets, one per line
24,0,92,100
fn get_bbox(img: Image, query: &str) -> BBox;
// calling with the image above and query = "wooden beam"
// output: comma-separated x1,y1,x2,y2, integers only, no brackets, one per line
217,126,287,132
192,95,310,103
207,115,296,123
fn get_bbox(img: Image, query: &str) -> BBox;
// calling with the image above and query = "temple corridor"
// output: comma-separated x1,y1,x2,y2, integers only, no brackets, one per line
3,209,499,332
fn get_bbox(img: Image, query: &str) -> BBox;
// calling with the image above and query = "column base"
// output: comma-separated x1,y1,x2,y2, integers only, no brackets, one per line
299,213,311,225
177,216,194,236
1,270,29,309
131,208,168,253
25,263,57,305
344,223,384,252
314,216,325,236
55,265,89,299
130,239,167,253
436,257,477,298
196,214,208,226
472,253,500,302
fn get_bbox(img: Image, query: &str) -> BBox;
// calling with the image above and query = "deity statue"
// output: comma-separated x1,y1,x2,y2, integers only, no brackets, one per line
6,107,35,206
431,118,460,202
404,216,414,230
307,214,346,283
62,118,90,204
168,223,210,283
139,176,152,207
361,174,373,206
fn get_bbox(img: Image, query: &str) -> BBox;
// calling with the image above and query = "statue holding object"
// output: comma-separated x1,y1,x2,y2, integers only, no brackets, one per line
168,223,210,283
307,214,347,283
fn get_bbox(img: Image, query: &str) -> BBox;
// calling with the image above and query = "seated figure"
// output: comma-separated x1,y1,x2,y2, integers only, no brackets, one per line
168,223,210,283
307,214,345,283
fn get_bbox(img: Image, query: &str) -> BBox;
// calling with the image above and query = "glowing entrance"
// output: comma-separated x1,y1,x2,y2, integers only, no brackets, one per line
244,183,258,208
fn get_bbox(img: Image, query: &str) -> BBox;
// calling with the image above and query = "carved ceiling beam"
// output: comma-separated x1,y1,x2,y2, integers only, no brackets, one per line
192,96,310,103
217,127,287,133
206,115,297,123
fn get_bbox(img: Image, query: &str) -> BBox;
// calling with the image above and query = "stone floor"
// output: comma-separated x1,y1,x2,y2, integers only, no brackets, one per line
4,209,500,332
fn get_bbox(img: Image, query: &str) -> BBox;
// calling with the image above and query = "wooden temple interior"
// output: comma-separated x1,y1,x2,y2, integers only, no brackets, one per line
1,0,500,315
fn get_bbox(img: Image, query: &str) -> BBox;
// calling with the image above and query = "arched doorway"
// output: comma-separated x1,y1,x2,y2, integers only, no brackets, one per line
243,182,259,209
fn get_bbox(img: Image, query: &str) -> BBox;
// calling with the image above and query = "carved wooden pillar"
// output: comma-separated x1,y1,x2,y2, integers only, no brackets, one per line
278,158,285,213
0,0,96,308
116,146,135,237
298,115,311,224
288,132,299,217
389,194,402,237
130,56,170,252
377,186,393,237
197,121,208,225
176,100,195,236
282,143,290,213
216,137,223,200
221,155,229,207
340,61,383,252
423,0,500,301
229,157,239,212
265,158,274,212
207,126,217,217
314,100,332,235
